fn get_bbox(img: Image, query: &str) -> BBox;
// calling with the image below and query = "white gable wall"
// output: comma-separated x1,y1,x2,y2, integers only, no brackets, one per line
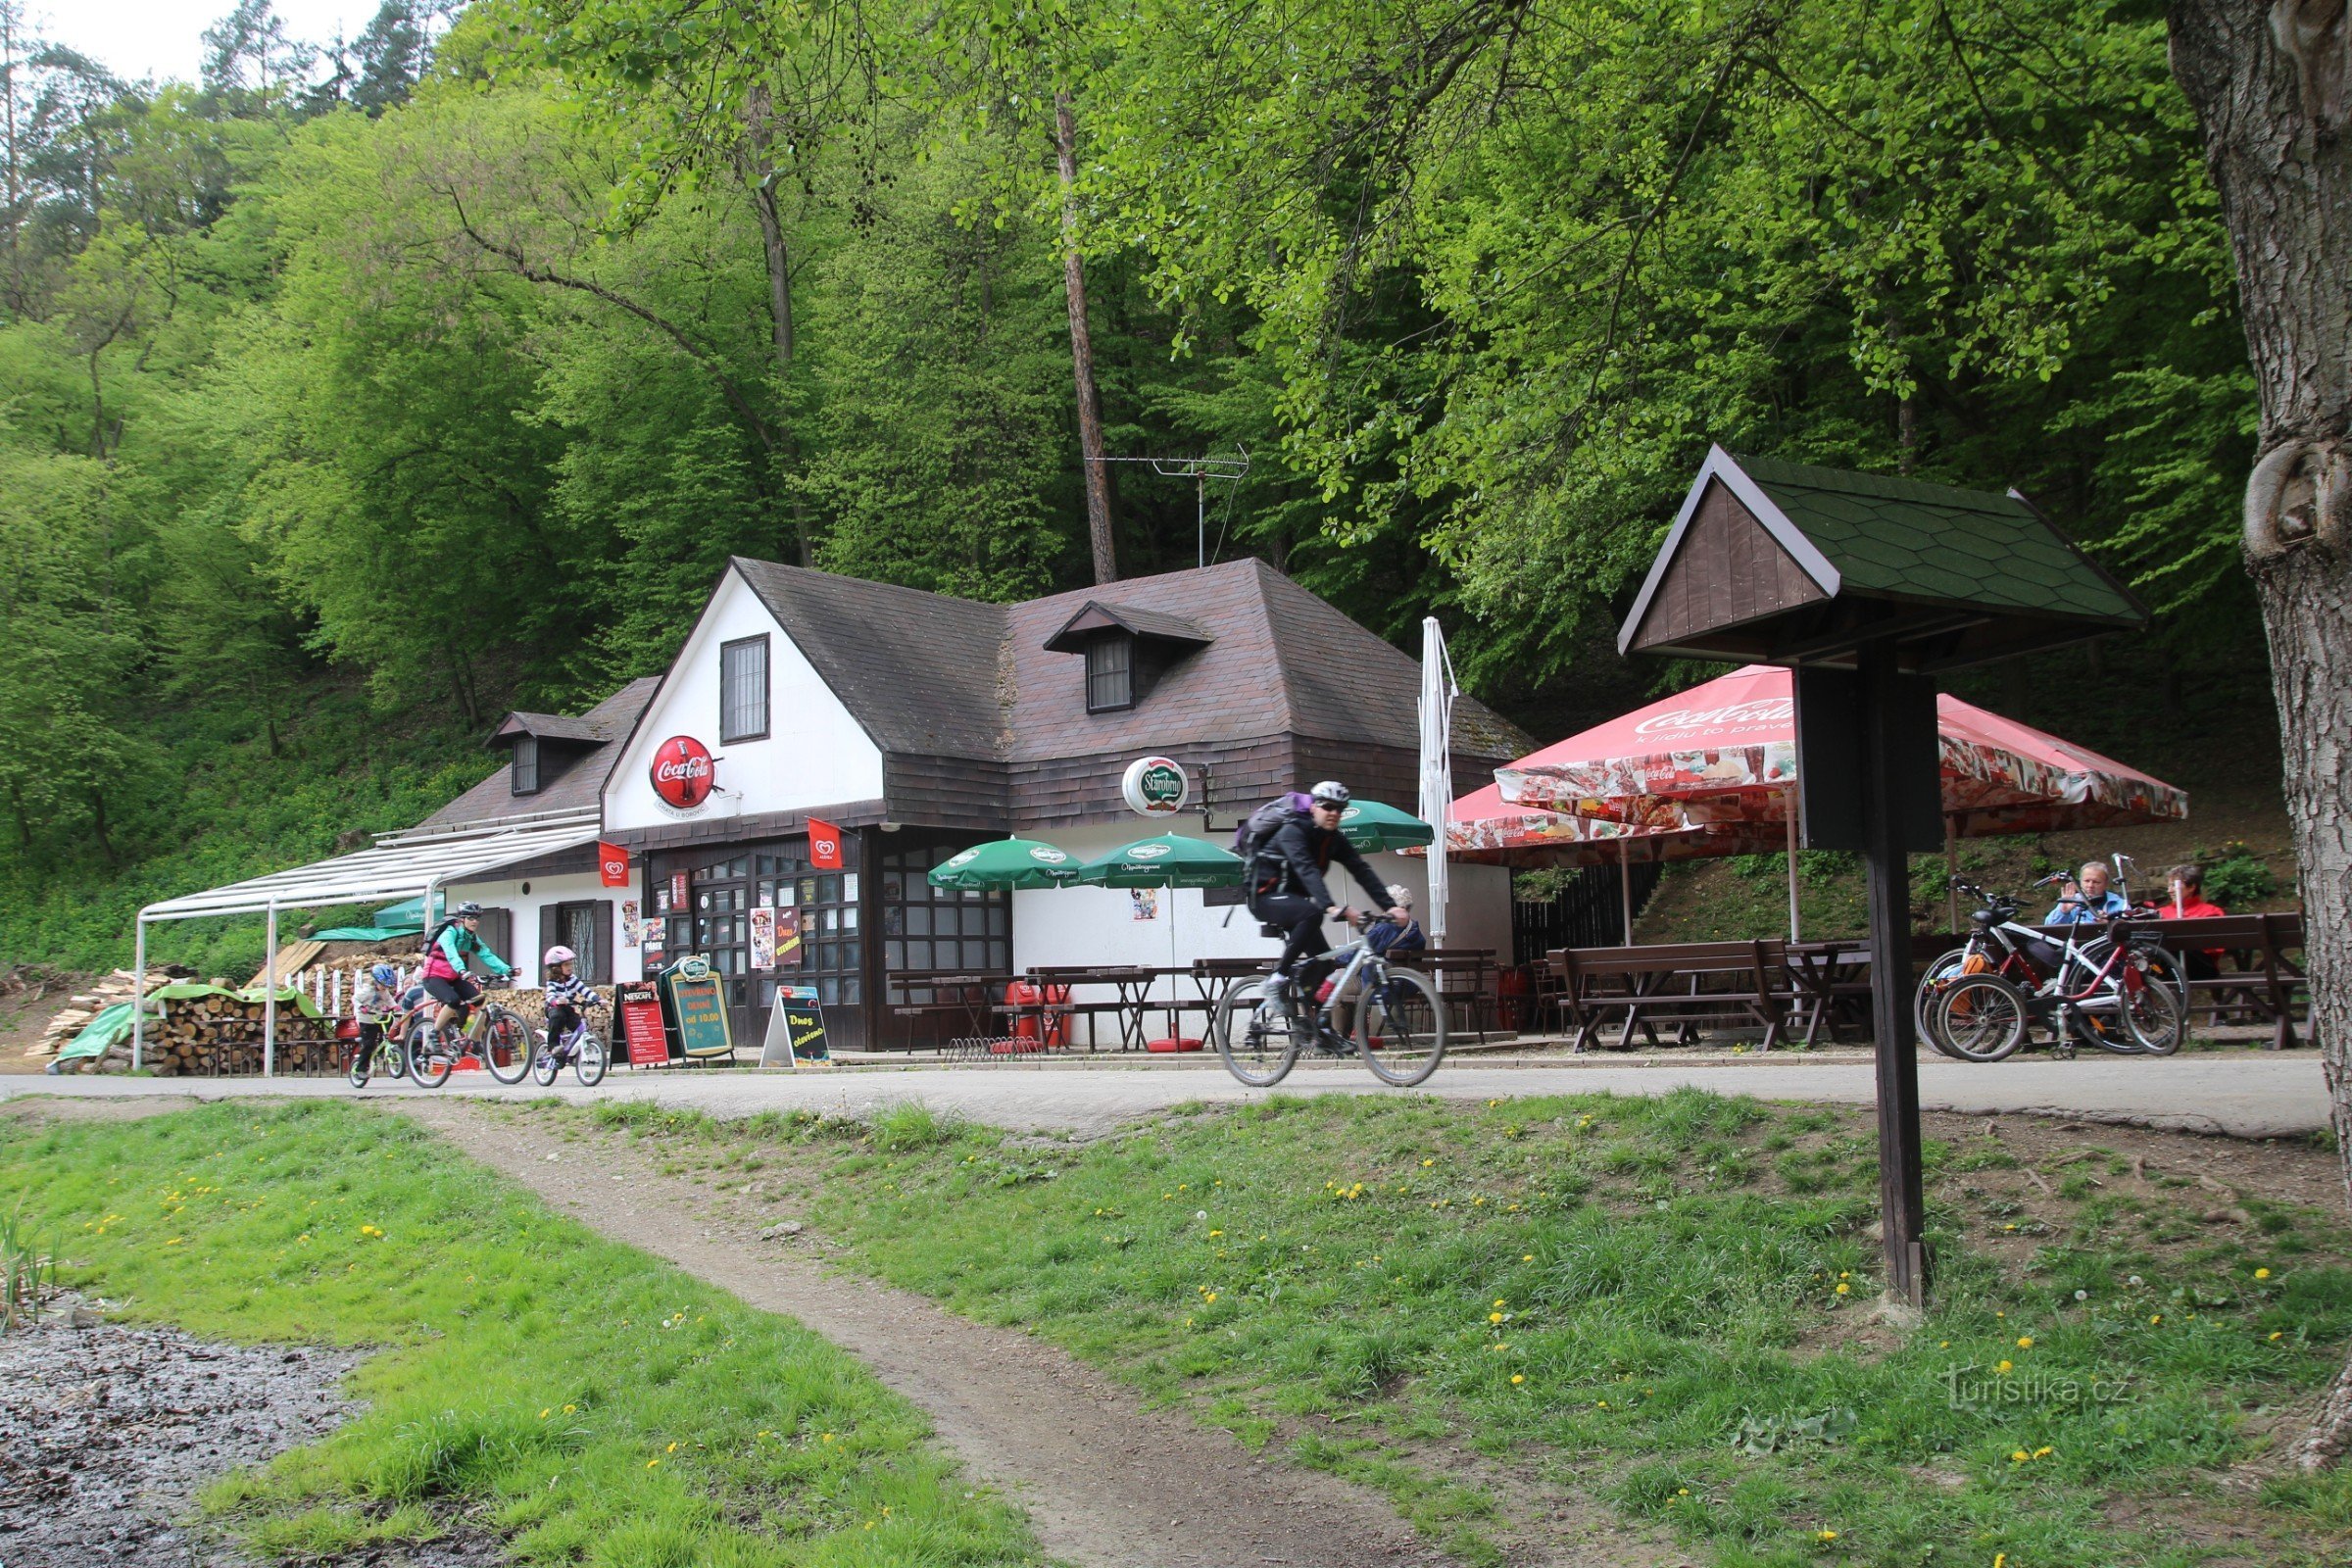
604,570,884,833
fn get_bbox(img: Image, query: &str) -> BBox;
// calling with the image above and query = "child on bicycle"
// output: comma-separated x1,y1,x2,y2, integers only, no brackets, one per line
540,945,602,1065
348,961,403,1087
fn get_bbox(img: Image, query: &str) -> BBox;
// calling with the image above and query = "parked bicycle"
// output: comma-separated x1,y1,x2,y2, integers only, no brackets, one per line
1211,913,1447,1087
531,1013,610,1088
1922,878,2182,1060
403,991,532,1088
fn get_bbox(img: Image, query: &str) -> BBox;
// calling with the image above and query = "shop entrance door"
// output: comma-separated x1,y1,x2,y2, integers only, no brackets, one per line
660,840,865,1052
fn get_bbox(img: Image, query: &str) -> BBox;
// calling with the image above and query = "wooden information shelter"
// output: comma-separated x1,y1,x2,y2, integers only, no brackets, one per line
1618,448,2147,1306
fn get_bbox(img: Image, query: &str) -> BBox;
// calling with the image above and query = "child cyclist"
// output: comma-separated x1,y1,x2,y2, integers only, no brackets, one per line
538,944,604,1072
347,962,404,1087
420,901,514,1045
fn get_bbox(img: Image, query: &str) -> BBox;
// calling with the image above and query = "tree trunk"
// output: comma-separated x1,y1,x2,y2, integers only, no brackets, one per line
2168,0,2352,1470
742,83,795,373
1055,90,1117,585
87,788,115,866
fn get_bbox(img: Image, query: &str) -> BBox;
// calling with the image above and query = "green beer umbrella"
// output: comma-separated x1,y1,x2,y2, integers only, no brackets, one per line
1076,832,1245,889
927,837,1086,891
1336,799,1436,852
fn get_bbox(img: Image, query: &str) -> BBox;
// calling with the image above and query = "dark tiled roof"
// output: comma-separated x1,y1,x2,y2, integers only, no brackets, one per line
1735,455,2140,623
421,677,660,828
731,559,1010,759
491,711,606,747
1042,600,1213,652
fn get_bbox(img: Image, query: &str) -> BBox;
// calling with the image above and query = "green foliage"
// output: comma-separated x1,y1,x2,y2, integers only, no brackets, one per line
0,1102,1041,1564
2195,843,2278,908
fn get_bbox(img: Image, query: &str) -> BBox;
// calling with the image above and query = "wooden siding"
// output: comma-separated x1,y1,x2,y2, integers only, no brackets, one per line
1632,479,1828,653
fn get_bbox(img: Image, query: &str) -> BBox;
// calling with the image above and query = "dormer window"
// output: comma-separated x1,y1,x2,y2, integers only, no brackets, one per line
1045,599,1213,714
1085,634,1133,712
512,735,540,796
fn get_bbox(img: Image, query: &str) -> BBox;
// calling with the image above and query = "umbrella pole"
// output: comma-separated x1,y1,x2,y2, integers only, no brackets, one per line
1618,839,1635,944
1945,815,1960,933
1785,783,1801,942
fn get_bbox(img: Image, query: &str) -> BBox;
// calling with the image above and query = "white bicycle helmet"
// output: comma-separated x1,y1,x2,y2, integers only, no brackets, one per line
1308,780,1351,806
543,944,577,967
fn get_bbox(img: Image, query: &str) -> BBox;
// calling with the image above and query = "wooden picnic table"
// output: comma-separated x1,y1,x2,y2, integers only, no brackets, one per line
887,970,1005,1048
1023,965,1210,1052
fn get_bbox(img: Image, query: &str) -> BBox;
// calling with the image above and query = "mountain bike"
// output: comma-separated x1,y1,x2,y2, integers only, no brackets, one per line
1920,876,2189,1058
404,993,531,1088
532,1013,609,1088
1926,902,2182,1060
1212,914,1447,1088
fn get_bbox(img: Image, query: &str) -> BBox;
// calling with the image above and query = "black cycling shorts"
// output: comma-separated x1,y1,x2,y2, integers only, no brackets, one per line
422,973,482,1009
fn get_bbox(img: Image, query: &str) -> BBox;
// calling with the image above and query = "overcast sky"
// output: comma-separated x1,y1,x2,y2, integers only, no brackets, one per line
38,0,388,87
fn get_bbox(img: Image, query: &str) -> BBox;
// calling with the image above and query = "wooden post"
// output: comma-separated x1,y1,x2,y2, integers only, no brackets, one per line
1859,645,1927,1307
1785,782,1802,941
1945,814,1961,933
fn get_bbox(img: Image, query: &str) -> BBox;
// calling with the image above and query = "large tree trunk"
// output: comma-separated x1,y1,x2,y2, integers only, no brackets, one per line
1055,90,1117,584
741,82,812,566
2169,0,2352,1470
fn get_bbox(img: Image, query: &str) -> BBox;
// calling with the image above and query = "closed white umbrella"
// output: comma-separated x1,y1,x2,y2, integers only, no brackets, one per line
1417,617,1459,949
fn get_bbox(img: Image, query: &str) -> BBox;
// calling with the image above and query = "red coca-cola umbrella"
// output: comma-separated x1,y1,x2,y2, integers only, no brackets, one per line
1486,665,2185,936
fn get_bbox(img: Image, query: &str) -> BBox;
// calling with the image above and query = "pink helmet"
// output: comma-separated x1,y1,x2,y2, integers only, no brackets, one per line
542,945,577,967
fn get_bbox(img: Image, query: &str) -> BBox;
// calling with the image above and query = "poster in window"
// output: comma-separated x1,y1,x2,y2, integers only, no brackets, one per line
773,907,803,967
619,899,641,948
749,906,777,969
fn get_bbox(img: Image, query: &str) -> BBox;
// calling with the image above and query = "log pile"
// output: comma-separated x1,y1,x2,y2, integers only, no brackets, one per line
64,989,342,1076
24,968,186,1061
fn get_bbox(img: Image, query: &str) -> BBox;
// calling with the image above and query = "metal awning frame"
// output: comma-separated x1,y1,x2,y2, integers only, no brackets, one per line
130,810,601,1075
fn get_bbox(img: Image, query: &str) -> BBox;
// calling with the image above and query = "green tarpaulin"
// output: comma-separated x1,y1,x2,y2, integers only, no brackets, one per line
55,1002,135,1061
309,925,418,942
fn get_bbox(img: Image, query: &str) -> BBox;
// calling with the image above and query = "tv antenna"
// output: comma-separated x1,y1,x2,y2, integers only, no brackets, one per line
1095,449,1250,568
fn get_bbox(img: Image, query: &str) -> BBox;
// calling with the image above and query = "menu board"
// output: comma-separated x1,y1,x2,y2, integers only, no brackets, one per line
616,980,671,1066
661,956,734,1059
759,988,830,1067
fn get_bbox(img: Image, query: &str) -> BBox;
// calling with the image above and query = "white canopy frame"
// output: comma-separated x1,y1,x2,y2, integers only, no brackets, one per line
130,808,601,1074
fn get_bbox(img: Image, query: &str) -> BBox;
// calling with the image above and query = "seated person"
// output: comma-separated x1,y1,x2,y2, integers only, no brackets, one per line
2166,862,2229,981
1365,885,1427,958
2045,860,2130,924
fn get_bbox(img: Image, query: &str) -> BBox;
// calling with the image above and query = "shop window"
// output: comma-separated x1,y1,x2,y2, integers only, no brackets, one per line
720,635,770,743
512,735,540,795
879,838,1011,995
1084,633,1132,712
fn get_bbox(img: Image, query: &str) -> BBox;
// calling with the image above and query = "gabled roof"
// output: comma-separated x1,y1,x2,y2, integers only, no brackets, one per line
730,559,1008,760
1042,600,1213,654
1621,446,2146,667
421,677,660,828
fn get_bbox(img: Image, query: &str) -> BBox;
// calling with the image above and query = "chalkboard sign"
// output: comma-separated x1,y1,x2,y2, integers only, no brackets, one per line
757,988,828,1067
615,980,672,1066
661,955,735,1059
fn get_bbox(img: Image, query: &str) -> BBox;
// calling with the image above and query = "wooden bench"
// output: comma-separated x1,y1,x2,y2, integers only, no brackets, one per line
1416,949,1496,1044
1548,940,1793,1054
2134,912,2308,1050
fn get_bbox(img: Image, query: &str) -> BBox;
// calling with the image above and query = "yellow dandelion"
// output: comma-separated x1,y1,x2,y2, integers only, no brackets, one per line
1510,1374,1525,1385
1490,1311,1505,1324
2269,1331,2284,1342
2017,1336,2033,1349
2255,1266,2271,1280
1819,1530,1838,1542
1523,1253,1534,1262
1996,1360,2012,1374
1835,1283,1850,1297
2010,1449,2029,1463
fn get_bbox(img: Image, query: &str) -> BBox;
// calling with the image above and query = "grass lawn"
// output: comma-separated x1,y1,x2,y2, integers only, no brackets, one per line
0,1102,1045,1567
559,1090,2352,1568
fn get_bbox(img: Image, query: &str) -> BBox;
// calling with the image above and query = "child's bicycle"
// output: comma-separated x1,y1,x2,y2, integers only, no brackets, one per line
532,1014,610,1087
1211,911,1447,1088
344,1017,409,1086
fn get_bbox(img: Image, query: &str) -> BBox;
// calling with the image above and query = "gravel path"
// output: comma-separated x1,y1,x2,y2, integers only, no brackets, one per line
11,1050,2329,1140
399,1101,1658,1568
0,1300,356,1567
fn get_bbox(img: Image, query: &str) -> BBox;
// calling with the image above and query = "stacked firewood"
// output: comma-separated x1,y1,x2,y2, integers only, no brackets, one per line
24,968,185,1061
65,988,342,1076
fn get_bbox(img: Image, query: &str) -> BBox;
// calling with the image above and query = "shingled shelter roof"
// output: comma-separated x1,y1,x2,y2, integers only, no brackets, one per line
1620,446,2146,669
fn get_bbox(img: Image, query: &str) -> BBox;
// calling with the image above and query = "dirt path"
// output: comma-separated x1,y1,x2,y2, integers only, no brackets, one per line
403,1100,1574,1568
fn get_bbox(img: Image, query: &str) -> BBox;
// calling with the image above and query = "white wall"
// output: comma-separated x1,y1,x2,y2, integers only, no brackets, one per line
604,570,885,833
444,870,643,986
1008,820,1513,981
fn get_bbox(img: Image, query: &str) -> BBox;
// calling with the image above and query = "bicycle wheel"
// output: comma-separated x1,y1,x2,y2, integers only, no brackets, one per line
407,1019,452,1088
479,1004,532,1085
2138,946,2194,1022
1914,949,1974,1059
530,1035,561,1087
347,1040,371,1088
1355,968,1447,1087
1930,974,2030,1062
2119,963,2184,1054
573,1029,608,1087
1213,980,1302,1087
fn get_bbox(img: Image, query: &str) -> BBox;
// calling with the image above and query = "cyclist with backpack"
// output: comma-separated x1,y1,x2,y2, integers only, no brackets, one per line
420,902,513,1046
1243,781,1408,1014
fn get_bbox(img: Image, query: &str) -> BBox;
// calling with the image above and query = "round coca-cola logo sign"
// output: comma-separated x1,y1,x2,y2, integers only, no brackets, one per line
649,736,716,812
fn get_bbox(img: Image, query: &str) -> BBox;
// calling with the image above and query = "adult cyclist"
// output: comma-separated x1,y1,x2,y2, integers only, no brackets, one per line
420,902,514,1046
1248,781,1408,1022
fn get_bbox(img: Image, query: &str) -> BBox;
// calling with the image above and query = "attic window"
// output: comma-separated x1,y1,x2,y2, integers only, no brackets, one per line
721,635,770,743
1085,634,1133,712
512,735,540,796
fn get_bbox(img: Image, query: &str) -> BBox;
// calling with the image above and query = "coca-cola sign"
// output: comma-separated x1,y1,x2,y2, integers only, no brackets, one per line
650,735,716,812
1631,698,1793,736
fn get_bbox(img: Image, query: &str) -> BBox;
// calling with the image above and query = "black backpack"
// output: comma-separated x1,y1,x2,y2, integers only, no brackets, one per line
1233,792,1314,865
